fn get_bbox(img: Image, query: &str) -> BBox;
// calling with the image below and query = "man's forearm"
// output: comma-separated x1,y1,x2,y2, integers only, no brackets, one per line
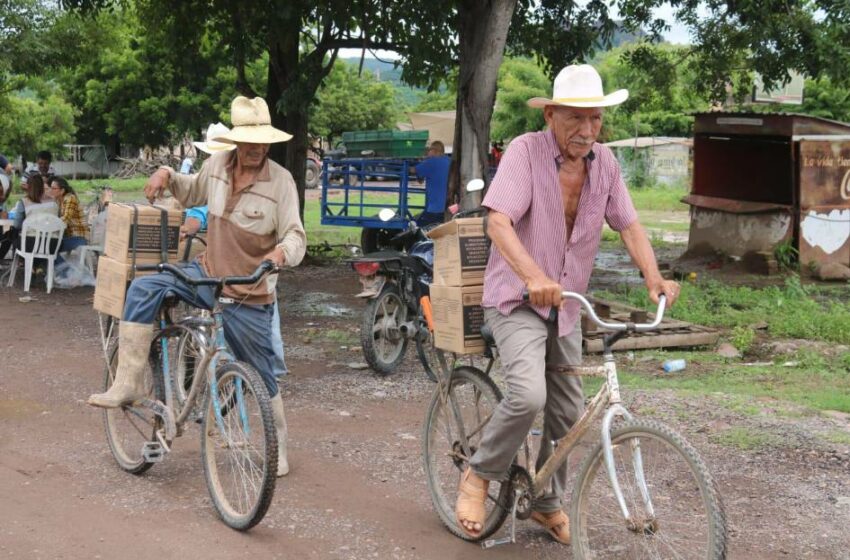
619,221,663,283
487,211,548,285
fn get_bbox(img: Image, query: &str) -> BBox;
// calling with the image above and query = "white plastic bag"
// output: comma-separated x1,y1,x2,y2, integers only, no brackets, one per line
54,248,96,289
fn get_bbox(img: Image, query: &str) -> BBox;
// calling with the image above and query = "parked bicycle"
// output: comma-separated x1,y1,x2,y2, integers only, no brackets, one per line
98,261,279,530
421,292,727,558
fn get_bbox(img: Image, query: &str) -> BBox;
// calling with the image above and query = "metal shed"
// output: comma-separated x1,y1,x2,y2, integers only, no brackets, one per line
683,112,850,273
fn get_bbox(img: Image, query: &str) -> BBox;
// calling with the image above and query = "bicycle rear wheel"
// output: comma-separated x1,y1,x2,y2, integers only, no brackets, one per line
201,361,277,530
422,366,510,541
571,419,727,559
102,341,164,475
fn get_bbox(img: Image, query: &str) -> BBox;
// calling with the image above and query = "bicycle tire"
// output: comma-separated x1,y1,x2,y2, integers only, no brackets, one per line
201,361,277,531
414,311,438,383
360,283,408,375
422,366,511,541
102,339,165,475
571,419,727,559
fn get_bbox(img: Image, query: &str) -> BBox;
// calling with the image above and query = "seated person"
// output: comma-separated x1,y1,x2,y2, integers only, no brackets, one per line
25,150,56,186
48,177,90,259
411,141,451,227
0,173,59,258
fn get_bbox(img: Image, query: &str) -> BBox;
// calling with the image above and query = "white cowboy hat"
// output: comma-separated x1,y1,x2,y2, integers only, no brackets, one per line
527,64,628,109
193,122,237,154
213,96,293,144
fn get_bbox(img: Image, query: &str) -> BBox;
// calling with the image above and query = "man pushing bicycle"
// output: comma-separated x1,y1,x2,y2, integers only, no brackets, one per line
88,96,306,478
454,64,680,544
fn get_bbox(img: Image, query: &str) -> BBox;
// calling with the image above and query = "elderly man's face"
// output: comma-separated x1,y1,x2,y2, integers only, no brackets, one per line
235,142,269,169
544,106,603,161
36,158,50,175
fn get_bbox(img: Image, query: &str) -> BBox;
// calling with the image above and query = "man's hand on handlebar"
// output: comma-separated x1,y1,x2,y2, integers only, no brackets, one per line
144,168,171,203
263,246,286,268
525,275,563,308
647,277,680,307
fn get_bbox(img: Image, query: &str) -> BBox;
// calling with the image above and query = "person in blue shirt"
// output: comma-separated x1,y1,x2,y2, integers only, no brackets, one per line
412,141,451,227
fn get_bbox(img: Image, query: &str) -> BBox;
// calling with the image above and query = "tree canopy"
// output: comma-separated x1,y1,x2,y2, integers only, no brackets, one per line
309,62,399,144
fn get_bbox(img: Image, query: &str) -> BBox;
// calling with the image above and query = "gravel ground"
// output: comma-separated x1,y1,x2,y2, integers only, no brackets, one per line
1,261,849,559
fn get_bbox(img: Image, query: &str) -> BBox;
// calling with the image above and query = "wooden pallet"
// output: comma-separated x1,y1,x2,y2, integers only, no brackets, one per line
581,297,719,353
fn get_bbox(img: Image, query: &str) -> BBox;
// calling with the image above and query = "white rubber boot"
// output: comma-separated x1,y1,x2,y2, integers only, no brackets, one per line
87,322,155,409
269,393,290,477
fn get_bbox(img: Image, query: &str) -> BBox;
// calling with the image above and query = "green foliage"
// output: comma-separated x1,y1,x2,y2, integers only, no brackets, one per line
800,77,850,123
730,326,755,355
600,276,850,344
413,90,456,112
773,241,799,271
595,44,711,140
0,84,77,161
491,57,548,141
56,8,238,148
309,62,399,143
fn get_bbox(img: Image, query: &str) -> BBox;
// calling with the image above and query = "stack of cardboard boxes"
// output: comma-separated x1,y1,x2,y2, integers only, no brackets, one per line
93,203,183,318
427,217,490,354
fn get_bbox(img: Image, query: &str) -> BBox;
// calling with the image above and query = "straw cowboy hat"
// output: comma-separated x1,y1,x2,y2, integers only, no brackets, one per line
527,64,628,109
193,122,237,154
213,96,293,144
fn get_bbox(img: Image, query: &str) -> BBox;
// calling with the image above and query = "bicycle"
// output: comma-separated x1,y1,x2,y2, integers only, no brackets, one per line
99,261,279,530
421,292,727,558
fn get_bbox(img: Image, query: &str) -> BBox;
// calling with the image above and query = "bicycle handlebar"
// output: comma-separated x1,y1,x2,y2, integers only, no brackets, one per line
136,260,277,287
522,291,667,332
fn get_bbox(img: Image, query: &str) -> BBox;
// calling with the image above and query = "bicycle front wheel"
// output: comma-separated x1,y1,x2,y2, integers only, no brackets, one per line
422,366,510,541
201,361,277,531
571,419,727,559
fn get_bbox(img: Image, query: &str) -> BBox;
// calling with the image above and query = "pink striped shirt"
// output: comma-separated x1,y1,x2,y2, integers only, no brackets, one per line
482,129,637,337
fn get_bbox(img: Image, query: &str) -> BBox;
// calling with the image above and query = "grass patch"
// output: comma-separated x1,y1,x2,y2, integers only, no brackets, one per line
822,430,850,446
710,427,782,450
597,275,850,344
628,184,688,212
322,328,358,344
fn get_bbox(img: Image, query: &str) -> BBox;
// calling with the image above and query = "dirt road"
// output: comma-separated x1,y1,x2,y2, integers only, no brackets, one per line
2,261,849,559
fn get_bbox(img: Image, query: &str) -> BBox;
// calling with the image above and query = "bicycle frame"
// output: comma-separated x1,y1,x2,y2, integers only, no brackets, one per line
435,292,667,529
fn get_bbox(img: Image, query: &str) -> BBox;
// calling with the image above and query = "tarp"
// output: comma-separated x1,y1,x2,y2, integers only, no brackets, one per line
405,111,456,152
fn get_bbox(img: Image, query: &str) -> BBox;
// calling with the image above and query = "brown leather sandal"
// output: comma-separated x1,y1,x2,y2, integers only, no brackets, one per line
531,510,571,545
455,468,488,538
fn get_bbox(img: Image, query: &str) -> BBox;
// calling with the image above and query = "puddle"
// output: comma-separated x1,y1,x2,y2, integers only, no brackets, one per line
286,292,353,317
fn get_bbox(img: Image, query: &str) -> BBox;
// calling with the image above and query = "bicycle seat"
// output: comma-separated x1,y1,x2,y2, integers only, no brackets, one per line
480,324,496,359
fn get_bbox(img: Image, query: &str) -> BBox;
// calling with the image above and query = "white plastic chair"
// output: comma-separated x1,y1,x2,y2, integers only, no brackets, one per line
7,214,66,293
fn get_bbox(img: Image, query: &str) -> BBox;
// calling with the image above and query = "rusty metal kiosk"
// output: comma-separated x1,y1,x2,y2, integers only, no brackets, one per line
683,112,850,273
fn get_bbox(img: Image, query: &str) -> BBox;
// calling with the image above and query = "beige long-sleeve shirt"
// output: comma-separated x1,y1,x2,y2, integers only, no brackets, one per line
165,150,306,304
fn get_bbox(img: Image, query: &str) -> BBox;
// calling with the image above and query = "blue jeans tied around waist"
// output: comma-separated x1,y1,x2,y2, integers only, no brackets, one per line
122,261,279,397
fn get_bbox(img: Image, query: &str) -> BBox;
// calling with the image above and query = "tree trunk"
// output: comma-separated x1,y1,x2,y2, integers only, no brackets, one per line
267,33,307,220
448,0,517,206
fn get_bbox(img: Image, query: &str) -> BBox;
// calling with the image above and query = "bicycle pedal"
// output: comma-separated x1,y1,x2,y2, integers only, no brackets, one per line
142,441,166,463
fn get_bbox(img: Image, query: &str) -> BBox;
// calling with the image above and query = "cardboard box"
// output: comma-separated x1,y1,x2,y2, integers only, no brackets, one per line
428,218,489,286
93,256,154,318
430,284,486,354
104,203,183,265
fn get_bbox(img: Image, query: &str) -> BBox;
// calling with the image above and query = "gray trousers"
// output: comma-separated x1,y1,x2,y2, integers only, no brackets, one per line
470,306,584,512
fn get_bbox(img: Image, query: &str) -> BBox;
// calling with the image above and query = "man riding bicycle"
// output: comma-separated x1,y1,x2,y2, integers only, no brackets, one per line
454,64,680,544
87,96,306,478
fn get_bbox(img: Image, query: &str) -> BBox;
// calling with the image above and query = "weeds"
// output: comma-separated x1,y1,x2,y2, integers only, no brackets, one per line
710,427,783,450
730,325,755,354
597,275,850,344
